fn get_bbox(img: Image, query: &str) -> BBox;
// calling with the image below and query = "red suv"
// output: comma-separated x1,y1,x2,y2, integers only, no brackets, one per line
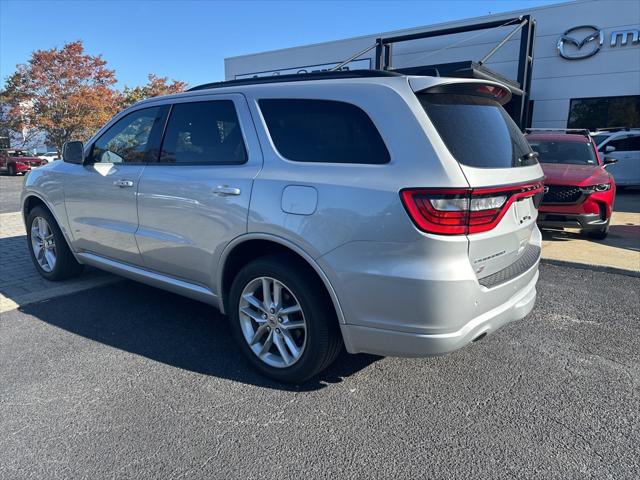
525,130,616,239
0,149,46,176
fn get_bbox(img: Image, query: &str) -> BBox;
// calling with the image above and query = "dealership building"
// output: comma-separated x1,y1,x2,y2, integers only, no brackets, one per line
225,0,640,130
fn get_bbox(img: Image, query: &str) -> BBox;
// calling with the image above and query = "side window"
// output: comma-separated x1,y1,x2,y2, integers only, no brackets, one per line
608,137,632,152
625,135,640,151
91,107,162,164
259,99,390,164
160,100,247,165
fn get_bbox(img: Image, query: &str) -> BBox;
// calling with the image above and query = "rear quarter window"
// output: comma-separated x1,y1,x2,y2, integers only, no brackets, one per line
419,94,534,168
259,99,390,164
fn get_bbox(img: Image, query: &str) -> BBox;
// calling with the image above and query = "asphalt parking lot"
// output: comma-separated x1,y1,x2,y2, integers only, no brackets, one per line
1,173,639,479
1,264,639,479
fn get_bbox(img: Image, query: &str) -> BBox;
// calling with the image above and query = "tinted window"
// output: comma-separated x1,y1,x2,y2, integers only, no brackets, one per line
592,134,609,146
529,140,597,165
91,107,162,164
568,95,640,129
419,94,534,168
160,101,247,165
259,99,390,164
608,135,640,152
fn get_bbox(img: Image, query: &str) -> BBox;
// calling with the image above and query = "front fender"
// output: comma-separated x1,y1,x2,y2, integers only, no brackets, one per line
21,166,79,261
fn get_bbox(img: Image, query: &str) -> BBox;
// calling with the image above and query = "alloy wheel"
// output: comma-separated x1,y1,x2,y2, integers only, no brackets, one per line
30,216,57,272
238,276,307,368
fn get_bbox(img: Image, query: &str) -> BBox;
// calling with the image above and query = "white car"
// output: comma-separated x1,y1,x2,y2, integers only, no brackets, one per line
592,129,640,187
38,151,61,163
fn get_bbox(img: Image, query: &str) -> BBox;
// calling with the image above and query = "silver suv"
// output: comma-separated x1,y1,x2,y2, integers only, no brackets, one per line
21,71,544,383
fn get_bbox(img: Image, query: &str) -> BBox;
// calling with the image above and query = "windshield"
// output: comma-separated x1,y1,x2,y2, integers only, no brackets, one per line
418,93,535,168
528,140,598,165
592,134,609,146
8,150,30,157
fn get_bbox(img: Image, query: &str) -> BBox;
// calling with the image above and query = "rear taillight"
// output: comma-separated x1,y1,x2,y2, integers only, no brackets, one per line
400,181,544,235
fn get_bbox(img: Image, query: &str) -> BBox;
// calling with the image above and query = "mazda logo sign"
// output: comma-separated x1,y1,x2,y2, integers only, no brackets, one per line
557,25,604,60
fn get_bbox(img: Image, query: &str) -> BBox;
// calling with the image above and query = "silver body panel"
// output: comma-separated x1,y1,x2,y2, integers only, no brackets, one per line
597,133,640,186
22,74,544,358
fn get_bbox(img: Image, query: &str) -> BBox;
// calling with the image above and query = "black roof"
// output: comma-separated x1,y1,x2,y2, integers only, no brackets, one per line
187,69,403,91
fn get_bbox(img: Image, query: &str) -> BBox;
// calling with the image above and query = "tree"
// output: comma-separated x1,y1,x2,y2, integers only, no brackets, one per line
120,74,188,109
1,41,120,153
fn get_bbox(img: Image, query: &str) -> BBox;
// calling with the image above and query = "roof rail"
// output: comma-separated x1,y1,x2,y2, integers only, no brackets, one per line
187,69,403,91
594,127,637,133
524,128,591,138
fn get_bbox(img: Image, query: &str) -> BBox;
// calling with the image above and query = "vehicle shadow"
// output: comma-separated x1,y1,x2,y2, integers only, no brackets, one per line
18,280,380,391
540,189,639,252
541,224,640,252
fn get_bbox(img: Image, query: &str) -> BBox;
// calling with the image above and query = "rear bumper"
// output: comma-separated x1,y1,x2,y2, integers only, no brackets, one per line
341,268,537,357
319,230,541,358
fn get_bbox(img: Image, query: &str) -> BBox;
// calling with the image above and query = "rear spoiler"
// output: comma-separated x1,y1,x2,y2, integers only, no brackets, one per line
408,77,512,105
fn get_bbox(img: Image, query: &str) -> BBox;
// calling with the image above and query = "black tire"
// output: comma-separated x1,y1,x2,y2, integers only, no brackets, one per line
584,225,609,240
8,163,17,176
228,254,342,383
26,205,84,281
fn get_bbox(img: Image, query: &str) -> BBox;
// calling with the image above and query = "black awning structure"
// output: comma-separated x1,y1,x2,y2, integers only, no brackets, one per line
373,15,536,128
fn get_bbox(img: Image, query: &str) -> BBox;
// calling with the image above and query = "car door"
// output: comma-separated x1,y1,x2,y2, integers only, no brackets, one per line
63,105,168,265
135,94,262,289
602,134,640,186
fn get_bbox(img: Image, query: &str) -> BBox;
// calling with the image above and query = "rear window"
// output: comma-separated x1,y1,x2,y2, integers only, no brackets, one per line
419,94,535,168
528,140,598,165
259,99,390,164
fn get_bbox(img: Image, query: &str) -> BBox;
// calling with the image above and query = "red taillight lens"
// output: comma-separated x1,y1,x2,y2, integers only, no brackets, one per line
400,181,543,235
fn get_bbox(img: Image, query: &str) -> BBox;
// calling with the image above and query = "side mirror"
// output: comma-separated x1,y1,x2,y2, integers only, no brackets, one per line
603,156,618,166
62,141,84,164
605,145,616,153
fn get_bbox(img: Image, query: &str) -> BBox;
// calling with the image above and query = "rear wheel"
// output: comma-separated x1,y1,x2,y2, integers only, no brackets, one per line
8,164,17,176
26,206,83,280
228,255,342,383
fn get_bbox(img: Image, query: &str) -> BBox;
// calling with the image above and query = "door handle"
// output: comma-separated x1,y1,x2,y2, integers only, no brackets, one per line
213,186,241,196
113,179,134,188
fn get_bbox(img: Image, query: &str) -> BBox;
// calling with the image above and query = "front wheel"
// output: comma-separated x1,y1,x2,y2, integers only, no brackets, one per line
26,206,84,280
228,255,342,383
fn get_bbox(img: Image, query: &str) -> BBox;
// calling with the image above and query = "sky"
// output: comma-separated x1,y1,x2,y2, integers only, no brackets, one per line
1,0,563,89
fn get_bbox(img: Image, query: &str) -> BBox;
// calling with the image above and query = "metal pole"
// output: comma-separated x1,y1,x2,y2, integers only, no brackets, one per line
515,15,534,128
479,17,528,65
330,42,379,71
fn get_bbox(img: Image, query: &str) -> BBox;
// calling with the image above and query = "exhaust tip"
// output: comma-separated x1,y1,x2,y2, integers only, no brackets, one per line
472,332,487,342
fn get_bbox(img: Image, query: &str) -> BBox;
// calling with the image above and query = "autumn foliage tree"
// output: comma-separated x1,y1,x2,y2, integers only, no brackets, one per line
120,74,188,109
1,41,120,153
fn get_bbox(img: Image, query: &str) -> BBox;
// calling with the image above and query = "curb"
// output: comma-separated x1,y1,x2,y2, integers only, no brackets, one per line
541,258,640,278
